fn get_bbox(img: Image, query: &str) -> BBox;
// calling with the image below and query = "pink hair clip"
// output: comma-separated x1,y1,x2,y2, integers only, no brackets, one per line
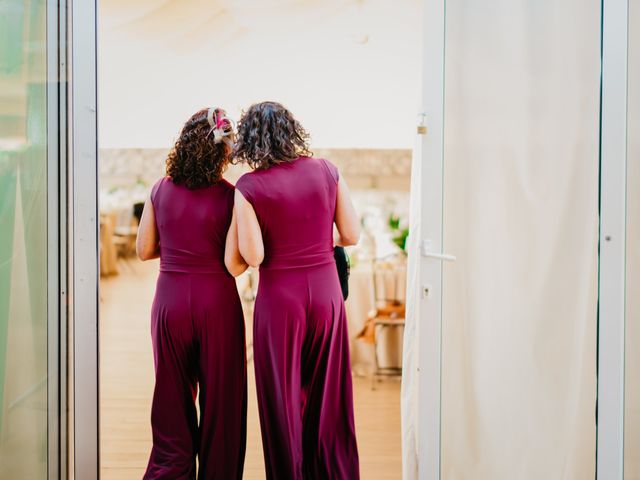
206,107,235,145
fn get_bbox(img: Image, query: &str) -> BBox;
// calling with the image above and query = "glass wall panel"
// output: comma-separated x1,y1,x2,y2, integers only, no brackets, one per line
625,0,640,477
0,0,49,477
440,1,601,478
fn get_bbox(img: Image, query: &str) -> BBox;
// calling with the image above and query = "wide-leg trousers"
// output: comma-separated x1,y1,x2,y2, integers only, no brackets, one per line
253,263,360,480
143,272,247,480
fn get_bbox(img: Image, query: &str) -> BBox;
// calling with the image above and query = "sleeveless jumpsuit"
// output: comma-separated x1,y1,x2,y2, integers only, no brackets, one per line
143,177,247,480
236,157,360,479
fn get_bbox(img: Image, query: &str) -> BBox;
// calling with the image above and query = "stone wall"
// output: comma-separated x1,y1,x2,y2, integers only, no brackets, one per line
98,148,412,192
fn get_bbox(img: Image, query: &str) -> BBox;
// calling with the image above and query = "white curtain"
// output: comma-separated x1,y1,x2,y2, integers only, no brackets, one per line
401,139,424,479
403,1,601,479
440,1,600,478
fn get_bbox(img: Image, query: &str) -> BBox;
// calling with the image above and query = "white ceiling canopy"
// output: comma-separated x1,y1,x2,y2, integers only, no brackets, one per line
226,0,354,32
99,0,423,149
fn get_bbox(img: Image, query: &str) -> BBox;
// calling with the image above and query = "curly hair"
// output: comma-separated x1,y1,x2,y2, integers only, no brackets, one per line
232,101,312,170
166,107,232,189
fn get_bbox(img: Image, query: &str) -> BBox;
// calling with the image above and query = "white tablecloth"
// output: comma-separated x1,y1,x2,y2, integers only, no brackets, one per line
345,262,406,376
237,263,405,376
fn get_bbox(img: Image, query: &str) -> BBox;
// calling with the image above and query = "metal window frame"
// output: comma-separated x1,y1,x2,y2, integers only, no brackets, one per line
597,0,629,478
46,0,67,477
69,0,100,478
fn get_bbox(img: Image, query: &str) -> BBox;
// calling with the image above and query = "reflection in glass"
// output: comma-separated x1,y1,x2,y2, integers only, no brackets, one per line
0,0,48,477
625,1,640,477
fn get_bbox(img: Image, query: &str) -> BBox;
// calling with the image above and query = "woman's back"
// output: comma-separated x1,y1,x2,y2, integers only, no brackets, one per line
151,176,235,274
139,107,247,480
235,156,338,270
235,154,360,479
231,102,359,479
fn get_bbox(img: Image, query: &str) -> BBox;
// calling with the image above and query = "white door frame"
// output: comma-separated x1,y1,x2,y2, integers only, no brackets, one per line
70,0,100,478
416,0,447,479
65,0,630,478
597,0,629,477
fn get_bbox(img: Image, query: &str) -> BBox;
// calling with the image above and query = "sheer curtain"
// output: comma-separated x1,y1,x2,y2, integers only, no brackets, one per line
403,1,601,479
401,140,424,479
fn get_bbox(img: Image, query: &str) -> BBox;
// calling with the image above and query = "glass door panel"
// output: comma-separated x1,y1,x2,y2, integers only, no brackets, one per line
440,2,601,478
0,0,49,477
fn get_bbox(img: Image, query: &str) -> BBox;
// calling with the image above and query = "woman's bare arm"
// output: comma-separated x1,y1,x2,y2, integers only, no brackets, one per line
235,189,264,268
136,195,160,261
335,174,361,246
224,208,249,276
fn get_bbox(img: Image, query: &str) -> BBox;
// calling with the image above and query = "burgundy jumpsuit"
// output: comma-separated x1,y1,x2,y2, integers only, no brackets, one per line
236,157,360,479
143,177,247,480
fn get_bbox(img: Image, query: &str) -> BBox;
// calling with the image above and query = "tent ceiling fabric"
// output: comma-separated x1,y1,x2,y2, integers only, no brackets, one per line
102,0,355,33
99,0,422,149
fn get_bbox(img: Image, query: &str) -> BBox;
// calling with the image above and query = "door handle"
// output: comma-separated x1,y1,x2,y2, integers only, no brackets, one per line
420,240,456,262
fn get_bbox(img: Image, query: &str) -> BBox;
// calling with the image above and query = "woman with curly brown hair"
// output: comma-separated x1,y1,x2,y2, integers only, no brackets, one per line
136,107,247,480
232,101,361,479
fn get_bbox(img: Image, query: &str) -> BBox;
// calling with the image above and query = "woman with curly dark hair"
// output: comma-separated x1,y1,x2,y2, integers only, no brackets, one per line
232,101,361,479
136,107,247,480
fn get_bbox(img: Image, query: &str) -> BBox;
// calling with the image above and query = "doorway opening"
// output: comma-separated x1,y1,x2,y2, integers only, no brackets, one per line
97,1,423,478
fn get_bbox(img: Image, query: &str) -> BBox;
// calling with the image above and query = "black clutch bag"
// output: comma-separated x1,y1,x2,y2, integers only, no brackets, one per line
333,246,350,300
